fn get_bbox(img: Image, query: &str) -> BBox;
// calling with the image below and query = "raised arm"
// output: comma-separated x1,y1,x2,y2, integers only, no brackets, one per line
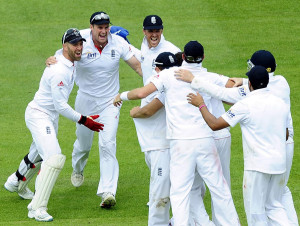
187,92,230,131
126,55,143,77
113,82,157,106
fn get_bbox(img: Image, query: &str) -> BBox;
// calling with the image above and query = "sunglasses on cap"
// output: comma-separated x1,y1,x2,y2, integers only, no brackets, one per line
247,59,255,71
185,55,202,63
91,12,110,23
62,28,82,44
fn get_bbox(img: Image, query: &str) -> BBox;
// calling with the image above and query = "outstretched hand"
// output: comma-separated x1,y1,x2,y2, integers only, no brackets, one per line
113,93,122,106
78,115,104,132
174,69,195,83
187,92,204,107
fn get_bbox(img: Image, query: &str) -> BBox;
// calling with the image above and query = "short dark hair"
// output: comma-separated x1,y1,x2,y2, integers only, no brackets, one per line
246,65,269,90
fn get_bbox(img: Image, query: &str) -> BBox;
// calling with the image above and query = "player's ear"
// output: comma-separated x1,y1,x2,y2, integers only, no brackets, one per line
182,53,185,61
202,54,205,61
248,80,253,91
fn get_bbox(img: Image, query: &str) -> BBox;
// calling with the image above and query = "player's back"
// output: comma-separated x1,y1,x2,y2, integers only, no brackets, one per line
238,89,289,173
152,64,213,140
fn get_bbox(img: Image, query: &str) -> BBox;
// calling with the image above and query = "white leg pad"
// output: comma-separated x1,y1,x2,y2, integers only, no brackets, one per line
30,154,66,210
18,161,42,192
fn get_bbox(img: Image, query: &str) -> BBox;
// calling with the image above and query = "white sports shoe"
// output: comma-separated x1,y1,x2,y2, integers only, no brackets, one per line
4,173,34,199
28,204,53,222
71,171,84,187
100,192,116,208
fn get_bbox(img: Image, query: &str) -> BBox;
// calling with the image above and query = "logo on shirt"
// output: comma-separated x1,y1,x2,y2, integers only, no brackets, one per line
141,55,144,62
238,87,247,97
46,126,51,134
158,167,162,176
111,49,116,59
87,52,97,59
226,109,235,118
57,81,64,86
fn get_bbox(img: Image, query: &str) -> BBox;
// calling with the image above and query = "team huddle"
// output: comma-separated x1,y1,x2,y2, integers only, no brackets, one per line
4,10,298,226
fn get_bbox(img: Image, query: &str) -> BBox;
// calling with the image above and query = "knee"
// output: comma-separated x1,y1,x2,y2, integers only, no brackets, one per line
99,140,116,157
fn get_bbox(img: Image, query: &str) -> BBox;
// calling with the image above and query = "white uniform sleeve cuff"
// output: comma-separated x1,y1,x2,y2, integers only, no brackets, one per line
120,91,129,101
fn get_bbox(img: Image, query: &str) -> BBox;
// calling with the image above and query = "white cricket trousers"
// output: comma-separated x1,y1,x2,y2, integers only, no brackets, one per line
169,138,240,226
72,92,121,196
144,149,171,226
243,170,290,226
188,136,232,225
283,139,298,225
25,105,61,161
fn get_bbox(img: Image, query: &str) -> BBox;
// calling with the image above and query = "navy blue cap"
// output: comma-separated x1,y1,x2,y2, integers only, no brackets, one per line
184,41,204,63
249,50,276,73
154,52,177,69
62,28,86,44
110,26,130,43
143,15,163,30
246,65,269,89
90,11,110,25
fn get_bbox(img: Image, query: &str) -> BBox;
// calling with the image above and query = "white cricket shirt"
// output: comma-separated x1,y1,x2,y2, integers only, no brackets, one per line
151,62,214,139
133,85,169,152
222,88,289,174
28,55,81,122
140,34,181,85
75,29,134,99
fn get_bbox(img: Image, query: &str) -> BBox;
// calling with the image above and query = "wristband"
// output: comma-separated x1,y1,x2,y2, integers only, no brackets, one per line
199,104,206,110
78,115,87,124
120,91,129,101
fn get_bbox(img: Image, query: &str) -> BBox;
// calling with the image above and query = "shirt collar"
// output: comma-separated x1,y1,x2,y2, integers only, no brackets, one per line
181,61,203,70
57,54,74,68
248,87,270,97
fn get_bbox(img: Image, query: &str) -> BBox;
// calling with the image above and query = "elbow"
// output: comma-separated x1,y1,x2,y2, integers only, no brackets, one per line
209,123,222,131
210,125,219,131
137,90,148,99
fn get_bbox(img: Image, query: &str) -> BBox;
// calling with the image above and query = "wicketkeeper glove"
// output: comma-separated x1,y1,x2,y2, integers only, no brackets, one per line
78,115,104,132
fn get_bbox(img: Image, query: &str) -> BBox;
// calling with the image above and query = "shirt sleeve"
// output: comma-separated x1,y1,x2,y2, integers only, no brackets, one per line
191,76,248,104
150,74,164,92
50,70,81,122
120,38,134,61
155,90,165,105
129,44,142,62
221,101,249,127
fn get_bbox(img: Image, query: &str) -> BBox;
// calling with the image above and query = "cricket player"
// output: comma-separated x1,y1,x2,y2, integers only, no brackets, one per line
130,52,176,226
140,15,181,85
4,28,104,222
46,11,142,208
187,65,290,225
113,41,240,226
133,52,215,226
175,49,298,225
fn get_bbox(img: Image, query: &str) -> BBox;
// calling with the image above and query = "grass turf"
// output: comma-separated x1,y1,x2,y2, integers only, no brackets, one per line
0,0,299,225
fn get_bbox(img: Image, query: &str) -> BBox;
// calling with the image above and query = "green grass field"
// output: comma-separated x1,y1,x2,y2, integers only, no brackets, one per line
0,0,299,225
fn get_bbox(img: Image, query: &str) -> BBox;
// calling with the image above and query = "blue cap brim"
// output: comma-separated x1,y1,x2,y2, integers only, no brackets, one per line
143,25,163,30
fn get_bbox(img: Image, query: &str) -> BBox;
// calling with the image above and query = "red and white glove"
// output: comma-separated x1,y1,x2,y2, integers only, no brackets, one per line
78,115,104,132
